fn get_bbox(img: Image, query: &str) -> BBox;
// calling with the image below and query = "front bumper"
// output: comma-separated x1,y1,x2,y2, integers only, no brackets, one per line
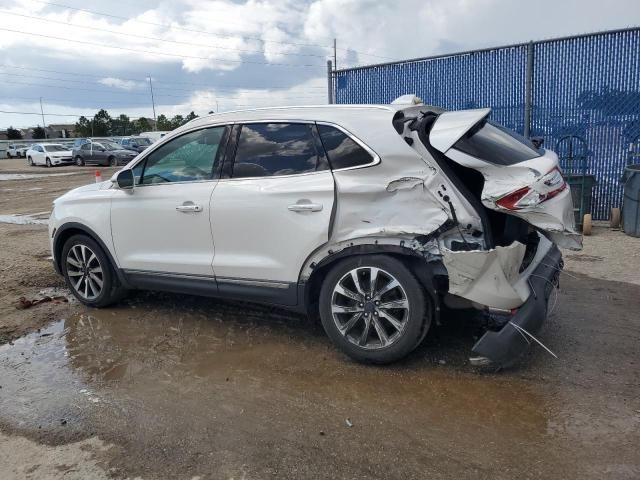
52,157,73,165
471,244,562,368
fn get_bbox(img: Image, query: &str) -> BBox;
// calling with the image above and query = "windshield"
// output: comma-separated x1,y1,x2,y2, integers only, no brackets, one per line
99,142,124,151
132,137,151,145
453,120,542,165
43,145,68,152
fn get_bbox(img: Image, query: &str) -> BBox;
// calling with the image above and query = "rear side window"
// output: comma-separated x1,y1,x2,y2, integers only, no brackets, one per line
317,124,374,169
452,120,541,165
232,123,319,178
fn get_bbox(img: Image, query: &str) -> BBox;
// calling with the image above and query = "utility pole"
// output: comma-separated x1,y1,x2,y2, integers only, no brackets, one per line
148,74,157,131
327,60,333,104
333,38,337,72
39,97,47,138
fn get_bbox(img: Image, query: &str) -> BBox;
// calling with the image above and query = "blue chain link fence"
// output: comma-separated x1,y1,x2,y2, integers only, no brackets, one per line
334,28,640,221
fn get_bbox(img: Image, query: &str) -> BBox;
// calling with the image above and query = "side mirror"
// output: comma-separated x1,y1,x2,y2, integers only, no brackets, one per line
115,169,134,190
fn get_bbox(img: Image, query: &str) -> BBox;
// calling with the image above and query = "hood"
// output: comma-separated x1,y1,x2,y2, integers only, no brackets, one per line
54,180,112,203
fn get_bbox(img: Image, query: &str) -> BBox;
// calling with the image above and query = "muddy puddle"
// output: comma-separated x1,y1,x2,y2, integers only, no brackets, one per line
2,292,635,479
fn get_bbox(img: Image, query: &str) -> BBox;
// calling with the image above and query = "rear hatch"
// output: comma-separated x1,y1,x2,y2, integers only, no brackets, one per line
428,109,582,250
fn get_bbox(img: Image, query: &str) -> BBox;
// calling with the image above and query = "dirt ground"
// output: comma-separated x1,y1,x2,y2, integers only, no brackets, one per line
0,157,639,479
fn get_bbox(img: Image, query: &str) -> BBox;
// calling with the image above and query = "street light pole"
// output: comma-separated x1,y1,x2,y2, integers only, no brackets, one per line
148,74,157,131
39,97,47,138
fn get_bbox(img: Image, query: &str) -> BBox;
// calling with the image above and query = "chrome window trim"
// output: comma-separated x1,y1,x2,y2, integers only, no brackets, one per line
315,120,381,172
125,118,381,186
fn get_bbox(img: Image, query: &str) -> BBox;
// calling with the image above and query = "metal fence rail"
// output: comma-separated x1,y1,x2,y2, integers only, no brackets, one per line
334,27,640,221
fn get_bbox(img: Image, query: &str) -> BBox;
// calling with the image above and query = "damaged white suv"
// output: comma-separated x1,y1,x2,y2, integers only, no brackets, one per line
49,102,580,367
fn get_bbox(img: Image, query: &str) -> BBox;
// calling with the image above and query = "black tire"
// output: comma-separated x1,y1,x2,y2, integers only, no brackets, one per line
75,156,85,166
61,234,127,307
45,157,52,168
27,156,33,166
7,153,12,158
319,254,428,364
108,156,117,166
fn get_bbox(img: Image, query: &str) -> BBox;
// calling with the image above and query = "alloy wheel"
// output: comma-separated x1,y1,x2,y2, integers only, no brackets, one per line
331,267,410,350
66,244,104,300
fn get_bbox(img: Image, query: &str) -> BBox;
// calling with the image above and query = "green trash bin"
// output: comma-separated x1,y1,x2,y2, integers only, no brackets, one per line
564,174,597,229
622,164,640,237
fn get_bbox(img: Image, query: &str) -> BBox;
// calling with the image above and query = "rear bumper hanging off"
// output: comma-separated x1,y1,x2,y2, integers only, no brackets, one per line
471,245,563,368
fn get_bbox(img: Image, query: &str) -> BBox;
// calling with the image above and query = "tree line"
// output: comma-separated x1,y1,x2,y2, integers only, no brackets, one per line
4,109,199,140
74,109,199,137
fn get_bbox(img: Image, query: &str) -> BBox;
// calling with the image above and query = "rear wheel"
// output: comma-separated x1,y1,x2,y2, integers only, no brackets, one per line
61,234,127,307
319,255,429,364
75,156,85,166
7,152,12,158
27,156,33,166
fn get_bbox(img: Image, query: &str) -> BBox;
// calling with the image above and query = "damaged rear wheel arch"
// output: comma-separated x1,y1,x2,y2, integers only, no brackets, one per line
302,246,439,329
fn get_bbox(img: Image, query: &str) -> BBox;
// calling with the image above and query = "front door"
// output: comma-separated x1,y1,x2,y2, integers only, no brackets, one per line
211,122,335,286
111,126,228,276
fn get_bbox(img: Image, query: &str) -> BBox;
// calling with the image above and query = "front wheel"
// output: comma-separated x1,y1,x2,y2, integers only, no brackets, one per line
45,157,52,168
319,254,429,364
108,156,117,166
61,234,127,307
75,156,85,166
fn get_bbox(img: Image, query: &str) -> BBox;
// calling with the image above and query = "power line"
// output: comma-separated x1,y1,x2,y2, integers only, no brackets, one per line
25,0,330,50
0,10,330,60
0,76,328,101
0,109,83,117
0,64,328,91
26,0,393,60
0,27,325,68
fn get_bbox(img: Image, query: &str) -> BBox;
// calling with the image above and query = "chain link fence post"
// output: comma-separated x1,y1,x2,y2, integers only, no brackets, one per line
523,41,534,138
327,60,334,104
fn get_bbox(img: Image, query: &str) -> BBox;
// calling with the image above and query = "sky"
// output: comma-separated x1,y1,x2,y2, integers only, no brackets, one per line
0,0,639,129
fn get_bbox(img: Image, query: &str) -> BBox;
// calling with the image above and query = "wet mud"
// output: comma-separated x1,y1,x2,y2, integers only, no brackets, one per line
1,273,639,479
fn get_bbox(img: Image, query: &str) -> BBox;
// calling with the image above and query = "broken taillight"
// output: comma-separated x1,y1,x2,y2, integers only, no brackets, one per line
496,168,567,210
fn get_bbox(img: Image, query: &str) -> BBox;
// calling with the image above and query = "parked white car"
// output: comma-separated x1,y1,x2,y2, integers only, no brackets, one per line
7,143,29,158
139,131,170,143
27,143,73,167
49,103,580,366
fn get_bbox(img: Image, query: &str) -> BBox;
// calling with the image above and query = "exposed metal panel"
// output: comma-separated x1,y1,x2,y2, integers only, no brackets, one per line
335,28,640,220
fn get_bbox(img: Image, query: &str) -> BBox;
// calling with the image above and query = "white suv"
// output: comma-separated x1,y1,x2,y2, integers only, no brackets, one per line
49,104,580,366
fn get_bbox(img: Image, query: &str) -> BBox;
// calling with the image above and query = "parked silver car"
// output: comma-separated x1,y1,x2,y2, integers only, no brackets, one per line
49,102,580,367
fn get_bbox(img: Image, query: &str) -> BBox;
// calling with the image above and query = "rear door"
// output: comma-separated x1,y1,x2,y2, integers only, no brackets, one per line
428,109,581,249
33,145,45,164
210,122,334,297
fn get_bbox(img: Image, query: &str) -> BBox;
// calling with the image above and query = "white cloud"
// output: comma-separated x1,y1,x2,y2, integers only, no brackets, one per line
98,78,145,91
1,0,639,129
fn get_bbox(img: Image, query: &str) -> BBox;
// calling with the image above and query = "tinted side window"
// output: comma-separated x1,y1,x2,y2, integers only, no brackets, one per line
452,120,541,165
139,127,226,185
317,125,374,169
232,123,319,178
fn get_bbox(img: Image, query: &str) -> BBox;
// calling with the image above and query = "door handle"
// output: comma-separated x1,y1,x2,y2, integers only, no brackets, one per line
288,203,323,212
176,202,203,213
